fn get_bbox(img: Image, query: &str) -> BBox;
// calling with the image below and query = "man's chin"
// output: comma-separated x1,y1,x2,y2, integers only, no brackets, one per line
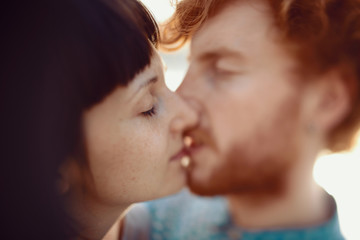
187,177,286,200
186,166,288,198
187,181,222,197
186,171,232,197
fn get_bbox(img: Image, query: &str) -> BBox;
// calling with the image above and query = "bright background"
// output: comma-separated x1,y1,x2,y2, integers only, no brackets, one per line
140,1,360,239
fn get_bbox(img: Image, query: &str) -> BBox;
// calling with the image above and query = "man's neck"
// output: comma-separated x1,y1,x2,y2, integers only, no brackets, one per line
226,173,333,230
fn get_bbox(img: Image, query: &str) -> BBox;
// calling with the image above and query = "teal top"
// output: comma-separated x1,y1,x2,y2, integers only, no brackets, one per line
123,189,345,240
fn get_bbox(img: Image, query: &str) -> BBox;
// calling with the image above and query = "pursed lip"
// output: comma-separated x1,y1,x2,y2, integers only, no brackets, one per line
187,142,204,157
170,147,189,161
184,134,207,156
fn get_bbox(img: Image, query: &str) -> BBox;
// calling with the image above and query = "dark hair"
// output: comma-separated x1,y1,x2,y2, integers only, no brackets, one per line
0,0,159,238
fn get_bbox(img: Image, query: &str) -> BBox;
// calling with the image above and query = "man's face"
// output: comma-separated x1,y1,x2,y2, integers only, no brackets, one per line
179,0,309,196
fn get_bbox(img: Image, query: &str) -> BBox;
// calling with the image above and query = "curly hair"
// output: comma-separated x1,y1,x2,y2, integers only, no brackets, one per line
162,0,360,151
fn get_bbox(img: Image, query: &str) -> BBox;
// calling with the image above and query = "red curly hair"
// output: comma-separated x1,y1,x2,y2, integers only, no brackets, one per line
161,0,360,151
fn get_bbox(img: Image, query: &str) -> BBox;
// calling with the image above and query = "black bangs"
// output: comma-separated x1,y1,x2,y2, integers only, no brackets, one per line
132,0,160,48
47,0,161,108
106,0,160,48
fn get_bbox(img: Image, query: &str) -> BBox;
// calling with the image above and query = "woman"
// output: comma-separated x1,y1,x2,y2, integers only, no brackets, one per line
0,0,196,239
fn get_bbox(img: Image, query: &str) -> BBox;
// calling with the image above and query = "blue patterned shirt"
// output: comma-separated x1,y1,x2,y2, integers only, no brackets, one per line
123,189,345,240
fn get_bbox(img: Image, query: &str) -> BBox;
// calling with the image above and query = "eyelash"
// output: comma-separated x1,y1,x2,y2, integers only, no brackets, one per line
141,106,156,117
214,66,232,75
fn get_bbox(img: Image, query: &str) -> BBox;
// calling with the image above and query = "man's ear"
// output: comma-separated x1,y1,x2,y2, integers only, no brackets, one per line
303,67,353,134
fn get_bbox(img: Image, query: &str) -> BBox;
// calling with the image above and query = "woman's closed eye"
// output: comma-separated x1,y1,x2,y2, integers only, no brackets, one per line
141,106,156,117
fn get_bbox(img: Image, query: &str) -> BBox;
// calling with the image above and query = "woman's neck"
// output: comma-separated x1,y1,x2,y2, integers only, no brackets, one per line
101,216,126,240
68,197,130,240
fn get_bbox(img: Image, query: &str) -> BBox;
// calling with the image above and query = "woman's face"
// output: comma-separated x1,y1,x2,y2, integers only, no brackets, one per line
76,52,197,206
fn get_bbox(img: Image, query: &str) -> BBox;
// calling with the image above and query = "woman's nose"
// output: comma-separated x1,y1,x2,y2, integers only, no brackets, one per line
170,92,199,133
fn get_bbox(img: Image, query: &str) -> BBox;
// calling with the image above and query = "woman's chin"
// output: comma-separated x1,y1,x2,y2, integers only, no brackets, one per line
150,177,186,201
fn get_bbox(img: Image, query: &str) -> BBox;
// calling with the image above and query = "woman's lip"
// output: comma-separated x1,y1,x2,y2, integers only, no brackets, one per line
170,148,189,161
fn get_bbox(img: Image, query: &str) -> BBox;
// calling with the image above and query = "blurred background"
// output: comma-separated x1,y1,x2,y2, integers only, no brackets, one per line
140,0,360,239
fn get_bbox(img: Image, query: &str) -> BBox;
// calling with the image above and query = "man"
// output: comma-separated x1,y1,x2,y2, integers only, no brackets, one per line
124,0,360,239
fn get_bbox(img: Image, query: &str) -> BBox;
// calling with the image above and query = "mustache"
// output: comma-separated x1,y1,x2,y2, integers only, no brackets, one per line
184,127,218,150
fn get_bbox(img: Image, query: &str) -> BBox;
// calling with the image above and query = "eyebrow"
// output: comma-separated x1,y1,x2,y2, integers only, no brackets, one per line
126,76,158,103
190,45,245,62
205,49,244,61
136,76,158,92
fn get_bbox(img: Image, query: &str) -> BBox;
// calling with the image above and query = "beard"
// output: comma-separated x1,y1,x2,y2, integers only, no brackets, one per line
187,144,296,198
187,92,303,199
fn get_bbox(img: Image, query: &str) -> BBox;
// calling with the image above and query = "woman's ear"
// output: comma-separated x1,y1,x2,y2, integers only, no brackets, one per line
57,159,78,195
303,67,353,134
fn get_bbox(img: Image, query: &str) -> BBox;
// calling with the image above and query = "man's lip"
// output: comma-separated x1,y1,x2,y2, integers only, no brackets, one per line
187,142,204,156
184,131,211,156
185,131,210,149
170,147,189,161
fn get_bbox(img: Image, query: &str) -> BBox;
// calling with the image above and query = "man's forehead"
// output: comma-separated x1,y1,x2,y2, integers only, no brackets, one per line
190,0,275,59
190,20,244,60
